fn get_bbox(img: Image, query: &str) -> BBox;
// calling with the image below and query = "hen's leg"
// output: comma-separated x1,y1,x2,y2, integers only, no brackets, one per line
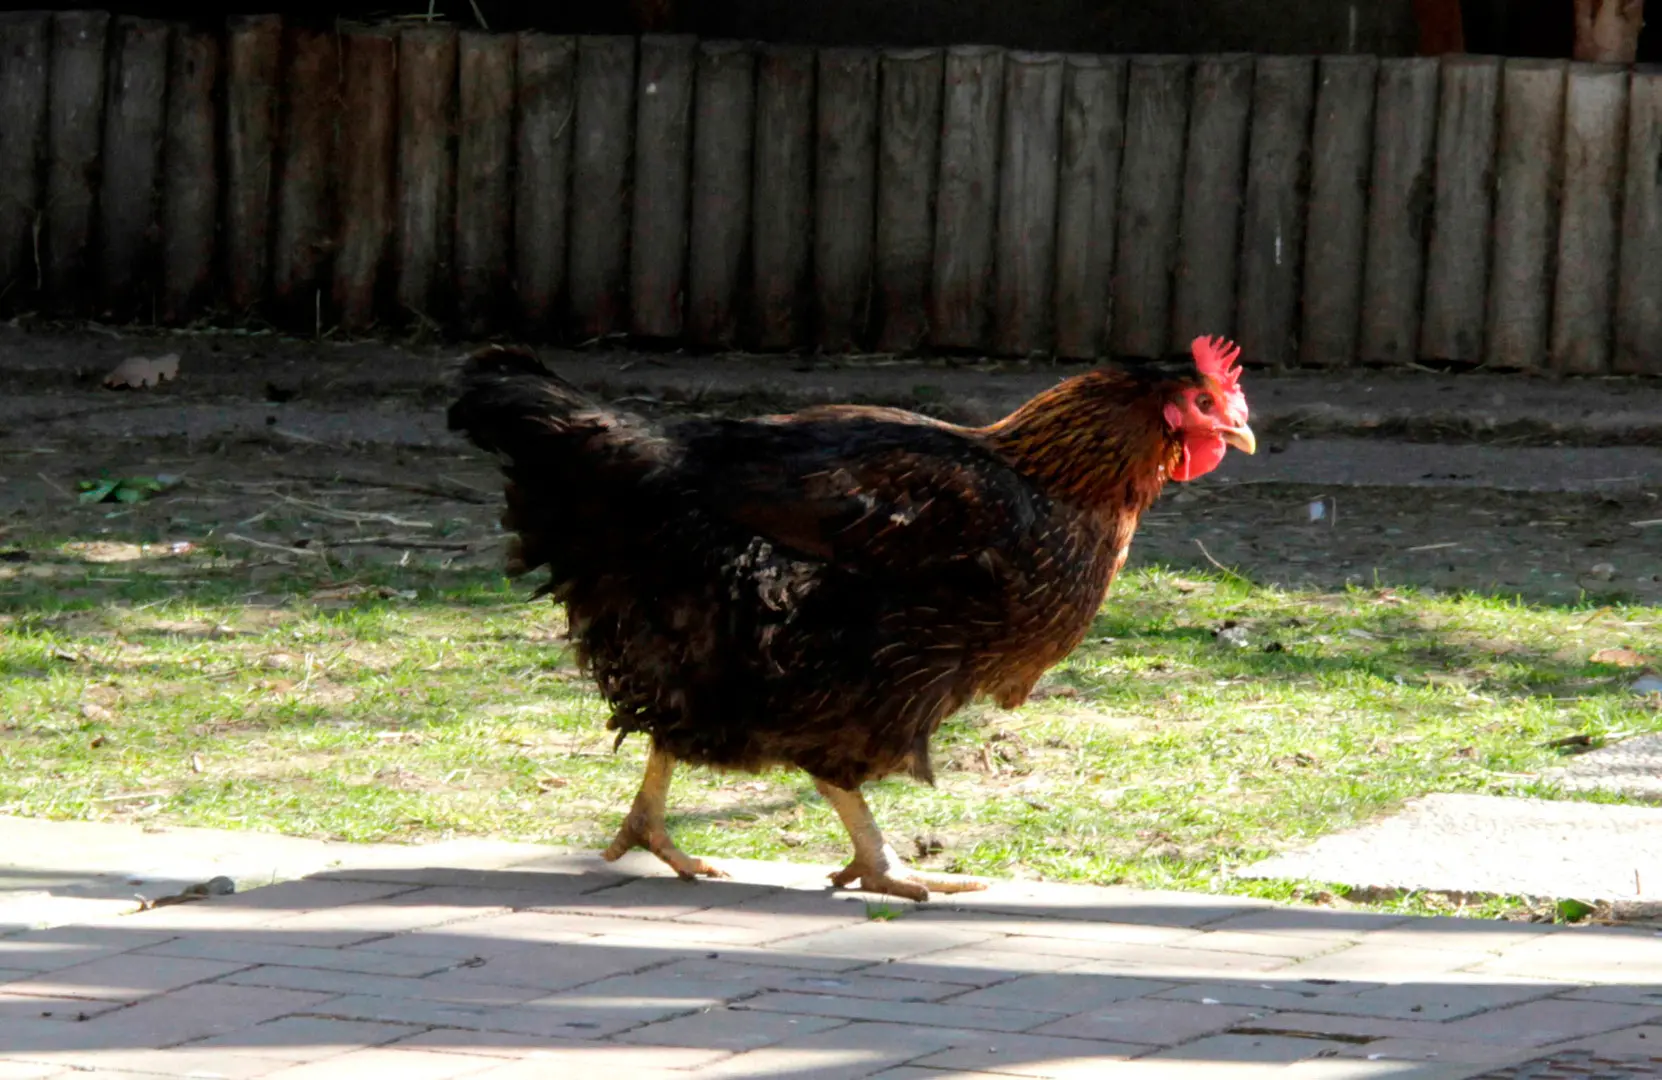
815,780,988,902
603,744,728,880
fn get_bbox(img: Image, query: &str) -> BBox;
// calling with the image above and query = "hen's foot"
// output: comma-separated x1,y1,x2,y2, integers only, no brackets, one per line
602,816,728,881
828,843,989,902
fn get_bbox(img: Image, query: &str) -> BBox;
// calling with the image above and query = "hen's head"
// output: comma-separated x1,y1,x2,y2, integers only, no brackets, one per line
1162,336,1255,482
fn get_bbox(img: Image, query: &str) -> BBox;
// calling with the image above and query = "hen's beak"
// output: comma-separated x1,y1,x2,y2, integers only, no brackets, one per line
1221,424,1256,455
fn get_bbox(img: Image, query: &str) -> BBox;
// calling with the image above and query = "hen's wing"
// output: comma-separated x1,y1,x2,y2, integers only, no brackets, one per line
674,415,1053,579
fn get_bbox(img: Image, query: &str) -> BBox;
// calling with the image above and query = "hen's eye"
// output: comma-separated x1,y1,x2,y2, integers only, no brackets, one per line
1194,392,1214,413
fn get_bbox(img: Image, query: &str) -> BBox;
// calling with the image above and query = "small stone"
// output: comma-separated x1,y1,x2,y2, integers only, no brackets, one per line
1587,562,1618,581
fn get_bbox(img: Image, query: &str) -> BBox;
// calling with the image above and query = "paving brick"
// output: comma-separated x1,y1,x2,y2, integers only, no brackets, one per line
1152,980,1383,1013
865,1069,1013,1080
1334,1038,1549,1064
220,964,543,1005
1275,942,1502,982
1180,930,1345,959
423,940,678,993
1316,979,1569,1022
909,1032,1145,1076
1202,908,1412,937
537,877,780,919
389,1026,730,1068
0,954,248,1003
136,938,454,978
0,926,178,974
942,972,1175,1013
1236,1010,1455,1042
2,985,334,1056
0,992,125,1022
1438,997,1662,1046
255,1047,503,1079
529,966,788,1025
933,881,1272,928
1064,942,1296,978
1348,917,1562,953
203,881,419,913
0,1062,63,1079
735,989,1061,1033
774,922,999,963
686,1019,982,1079
1562,985,1662,1007
310,865,621,896
618,1005,849,1051
909,910,1201,948
603,956,970,1004
1554,1023,1662,1055
1140,1032,1360,1063
227,892,511,948
872,943,1096,987
1029,999,1261,1046
343,911,601,957
1474,929,1662,983
304,992,647,1040
185,1015,424,1061
31,1047,300,1078
596,939,868,973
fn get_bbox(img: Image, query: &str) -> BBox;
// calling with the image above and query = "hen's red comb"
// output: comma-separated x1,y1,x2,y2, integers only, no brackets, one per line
1191,335,1242,390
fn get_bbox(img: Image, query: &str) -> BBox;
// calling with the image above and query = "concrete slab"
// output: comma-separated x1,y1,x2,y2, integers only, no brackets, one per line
1548,734,1662,802
1240,794,1662,902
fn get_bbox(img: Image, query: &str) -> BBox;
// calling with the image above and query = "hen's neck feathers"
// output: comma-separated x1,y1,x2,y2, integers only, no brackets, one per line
977,369,1180,515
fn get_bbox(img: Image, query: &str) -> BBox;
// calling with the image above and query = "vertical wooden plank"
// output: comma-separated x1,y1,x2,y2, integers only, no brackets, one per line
43,11,109,314
1171,54,1254,348
271,27,338,326
993,52,1065,356
1420,56,1500,363
1300,55,1377,368
569,35,636,339
1053,55,1126,360
814,48,878,351
1616,69,1662,375
0,14,51,309
874,47,943,353
1359,57,1439,366
930,45,1005,351
514,33,576,335
159,28,219,324
224,14,281,315
687,40,756,348
332,29,396,333
98,17,170,319
1486,59,1565,371
1236,56,1315,369
751,44,814,349
1552,63,1627,375
455,30,516,335
630,34,696,339
1111,55,1190,359
396,25,458,324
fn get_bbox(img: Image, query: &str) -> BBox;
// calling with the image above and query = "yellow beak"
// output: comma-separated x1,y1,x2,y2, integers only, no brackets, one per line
1221,424,1256,455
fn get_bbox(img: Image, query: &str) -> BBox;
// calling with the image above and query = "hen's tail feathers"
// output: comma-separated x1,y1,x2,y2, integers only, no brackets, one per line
447,345,675,582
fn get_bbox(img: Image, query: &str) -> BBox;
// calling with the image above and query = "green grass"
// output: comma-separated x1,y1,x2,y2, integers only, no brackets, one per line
3,536,1659,917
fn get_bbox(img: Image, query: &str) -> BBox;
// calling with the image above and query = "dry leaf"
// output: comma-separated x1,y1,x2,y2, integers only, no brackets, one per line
1591,648,1651,668
103,353,180,390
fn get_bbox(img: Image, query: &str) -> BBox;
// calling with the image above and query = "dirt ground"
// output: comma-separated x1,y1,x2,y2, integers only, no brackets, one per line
1,325,1659,606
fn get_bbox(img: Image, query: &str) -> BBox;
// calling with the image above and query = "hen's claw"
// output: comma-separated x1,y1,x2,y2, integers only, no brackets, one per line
603,816,729,881
828,843,989,902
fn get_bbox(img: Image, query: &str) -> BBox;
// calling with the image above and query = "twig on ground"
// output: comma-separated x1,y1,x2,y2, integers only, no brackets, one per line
1193,540,1253,588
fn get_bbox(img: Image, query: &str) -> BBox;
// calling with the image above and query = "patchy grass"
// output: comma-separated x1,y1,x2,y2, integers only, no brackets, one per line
2,535,1658,917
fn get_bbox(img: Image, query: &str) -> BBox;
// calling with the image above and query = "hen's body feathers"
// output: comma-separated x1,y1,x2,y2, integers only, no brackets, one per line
449,348,1186,791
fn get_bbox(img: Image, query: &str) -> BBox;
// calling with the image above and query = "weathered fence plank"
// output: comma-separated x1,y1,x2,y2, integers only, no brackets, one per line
1359,57,1438,366
1053,54,1126,360
99,17,169,318
570,35,636,339
159,28,219,323
1300,55,1377,367
455,31,516,334
271,28,338,324
687,41,756,347
332,29,396,333
44,11,109,313
1172,54,1253,349
1420,56,1500,363
1112,55,1190,359
396,26,457,324
1236,56,1314,368
1617,68,1662,375
1552,63,1627,375
513,33,576,333
1486,59,1565,371
931,45,1005,350
752,44,815,348
993,51,1065,356
0,14,51,308
225,14,281,314
630,35,696,339
874,47,944,352
814,48,879,351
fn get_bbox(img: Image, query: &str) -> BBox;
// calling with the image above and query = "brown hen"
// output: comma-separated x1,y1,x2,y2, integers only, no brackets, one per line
448,338,1254,900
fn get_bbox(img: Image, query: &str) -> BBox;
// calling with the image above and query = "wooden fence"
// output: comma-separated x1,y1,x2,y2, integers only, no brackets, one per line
2,12,1660,373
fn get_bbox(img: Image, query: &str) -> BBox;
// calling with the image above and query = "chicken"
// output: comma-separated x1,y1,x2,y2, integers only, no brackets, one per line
448,337,1254,900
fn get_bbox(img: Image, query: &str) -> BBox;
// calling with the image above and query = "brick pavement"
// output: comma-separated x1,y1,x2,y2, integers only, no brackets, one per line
2,827,1661,1078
